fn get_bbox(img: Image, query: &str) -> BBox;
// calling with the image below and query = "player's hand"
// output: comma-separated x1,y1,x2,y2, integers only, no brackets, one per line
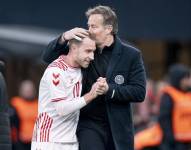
84,82,101,103
83,79,108,103
60,27,89,43
88,81,105,98
96,77,109,94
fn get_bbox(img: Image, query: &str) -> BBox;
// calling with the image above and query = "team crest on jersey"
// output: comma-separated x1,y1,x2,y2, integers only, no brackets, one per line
52,73,60,86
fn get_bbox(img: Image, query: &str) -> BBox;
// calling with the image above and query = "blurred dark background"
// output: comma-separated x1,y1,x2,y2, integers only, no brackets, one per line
0,0,191,97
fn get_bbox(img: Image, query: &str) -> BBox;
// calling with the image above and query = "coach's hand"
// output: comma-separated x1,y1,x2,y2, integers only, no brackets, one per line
60,27,89,44
96,77,109,94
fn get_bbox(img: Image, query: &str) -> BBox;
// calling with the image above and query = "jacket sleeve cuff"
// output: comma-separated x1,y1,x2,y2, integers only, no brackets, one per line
107,84,116,99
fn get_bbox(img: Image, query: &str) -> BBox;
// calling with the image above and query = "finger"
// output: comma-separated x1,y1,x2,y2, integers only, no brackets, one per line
96,85,106,92
102,78,107,81
73,35,82,41
97,90,106,95
75,32,89,38
96,82,105,88
79,30,89,36
97,77,105,82
96,90,105,95
100,78,106,83
75,28,89,35
77,28,89,33
97,78,102,82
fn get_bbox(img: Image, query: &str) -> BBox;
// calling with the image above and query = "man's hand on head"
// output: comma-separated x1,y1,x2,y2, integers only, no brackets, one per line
60,28,89,44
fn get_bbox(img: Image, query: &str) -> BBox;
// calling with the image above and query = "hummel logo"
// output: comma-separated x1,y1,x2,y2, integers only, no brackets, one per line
52,80,59,86
53,73,60,79
52,73,60,86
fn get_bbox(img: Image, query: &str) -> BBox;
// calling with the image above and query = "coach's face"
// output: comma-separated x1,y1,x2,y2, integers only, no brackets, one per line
88,14,111,48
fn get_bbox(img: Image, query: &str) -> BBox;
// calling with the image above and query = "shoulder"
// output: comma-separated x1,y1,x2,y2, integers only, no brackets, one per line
161,93,174,108
43,63,65,83
116,37,141,56
42,64,66,88
11,97,23,106
122,41,140,55
116,39,142,63
48,55,68,71
44,56,67,75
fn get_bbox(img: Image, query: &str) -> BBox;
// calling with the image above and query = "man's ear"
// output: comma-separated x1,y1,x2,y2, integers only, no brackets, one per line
105,25,113,35
70,43,78,51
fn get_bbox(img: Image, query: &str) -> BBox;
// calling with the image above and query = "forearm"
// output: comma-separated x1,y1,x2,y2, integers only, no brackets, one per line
42,36,68,63
55,91,97,116
55,97,86,116
106,83,146,103
83,91,97,104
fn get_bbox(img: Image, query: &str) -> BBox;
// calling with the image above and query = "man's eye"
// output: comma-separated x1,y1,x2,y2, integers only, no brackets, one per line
91,26,96,28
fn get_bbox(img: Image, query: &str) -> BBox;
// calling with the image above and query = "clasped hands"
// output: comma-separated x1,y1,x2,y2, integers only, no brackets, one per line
90,77,109,98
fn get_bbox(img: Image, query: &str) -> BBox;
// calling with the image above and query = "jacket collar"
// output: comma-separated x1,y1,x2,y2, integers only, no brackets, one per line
112,36,122,55
106,36,122,79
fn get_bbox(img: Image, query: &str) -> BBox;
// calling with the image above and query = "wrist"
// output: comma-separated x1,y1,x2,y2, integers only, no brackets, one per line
59,33,67,44
83,92,95,104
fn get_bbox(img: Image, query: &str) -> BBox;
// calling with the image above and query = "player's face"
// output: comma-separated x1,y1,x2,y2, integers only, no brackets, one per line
77,40,96,68
88,14,109,47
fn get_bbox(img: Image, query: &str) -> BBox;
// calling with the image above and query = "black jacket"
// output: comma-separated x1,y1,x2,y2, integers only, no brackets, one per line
43,36,146,150
0,71,11,150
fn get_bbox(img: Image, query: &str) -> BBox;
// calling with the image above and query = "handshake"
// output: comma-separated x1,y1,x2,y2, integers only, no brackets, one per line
84,77,109,104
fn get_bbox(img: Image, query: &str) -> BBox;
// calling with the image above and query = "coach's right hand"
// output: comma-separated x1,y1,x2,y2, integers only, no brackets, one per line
59,28,89,44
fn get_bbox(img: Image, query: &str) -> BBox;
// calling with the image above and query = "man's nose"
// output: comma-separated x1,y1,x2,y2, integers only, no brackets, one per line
89,53,94,60
88,27,93,34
